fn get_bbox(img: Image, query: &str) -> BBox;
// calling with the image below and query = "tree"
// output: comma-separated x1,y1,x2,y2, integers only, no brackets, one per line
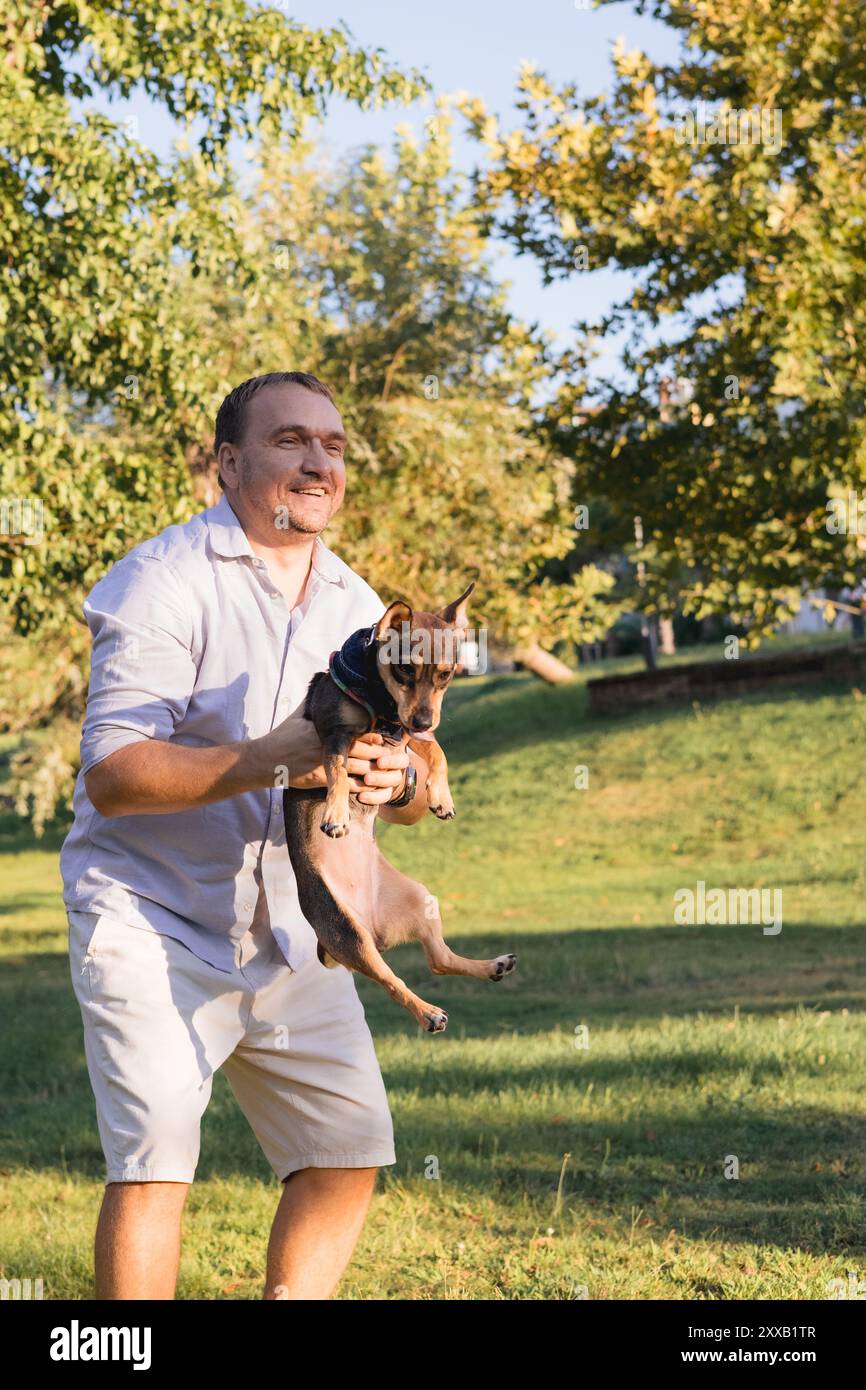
0,0,425,638
0,0,424,826
187,117,621,664
459,0,866,637
1,93,621,830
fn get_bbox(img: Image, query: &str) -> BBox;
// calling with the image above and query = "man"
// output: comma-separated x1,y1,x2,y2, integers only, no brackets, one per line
61,371,431,1300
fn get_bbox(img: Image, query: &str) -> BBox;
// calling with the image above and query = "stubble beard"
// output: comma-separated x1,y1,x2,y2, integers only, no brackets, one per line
240,458,327,539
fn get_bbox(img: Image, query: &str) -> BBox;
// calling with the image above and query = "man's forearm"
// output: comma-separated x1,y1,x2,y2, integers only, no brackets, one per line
84,730,307,817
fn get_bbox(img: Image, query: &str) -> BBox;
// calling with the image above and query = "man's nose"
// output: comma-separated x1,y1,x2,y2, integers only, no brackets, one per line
300,438,335,470
300,449,329,473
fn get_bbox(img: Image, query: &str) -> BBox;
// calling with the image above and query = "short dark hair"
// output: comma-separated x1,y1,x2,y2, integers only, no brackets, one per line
214,371,337,488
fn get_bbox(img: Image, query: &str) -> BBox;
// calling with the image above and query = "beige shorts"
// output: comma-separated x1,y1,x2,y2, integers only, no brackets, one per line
67,909,396,1184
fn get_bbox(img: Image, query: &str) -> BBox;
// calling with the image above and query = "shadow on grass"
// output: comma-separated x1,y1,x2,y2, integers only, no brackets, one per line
0,815,68,856
0,896,58,916
2,921,865,1260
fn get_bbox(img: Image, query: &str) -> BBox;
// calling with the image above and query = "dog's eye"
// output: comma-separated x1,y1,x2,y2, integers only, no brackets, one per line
391,664,415,684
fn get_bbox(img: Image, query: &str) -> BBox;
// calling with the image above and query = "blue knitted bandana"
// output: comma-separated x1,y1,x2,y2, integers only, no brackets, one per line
328,624,404,742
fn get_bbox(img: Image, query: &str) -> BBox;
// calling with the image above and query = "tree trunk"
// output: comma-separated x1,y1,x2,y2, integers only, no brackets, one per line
512,641,575,684
659,616,676,655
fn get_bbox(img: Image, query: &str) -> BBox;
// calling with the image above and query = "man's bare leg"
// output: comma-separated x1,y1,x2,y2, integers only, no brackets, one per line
264,1166,378,1300
95,1181,190,1300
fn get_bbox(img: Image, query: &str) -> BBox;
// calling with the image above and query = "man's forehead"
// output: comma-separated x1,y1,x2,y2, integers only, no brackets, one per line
247,383,344,434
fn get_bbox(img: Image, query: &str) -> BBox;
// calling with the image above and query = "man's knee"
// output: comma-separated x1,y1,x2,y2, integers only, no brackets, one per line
102,1180,191,1212
282,1165,378,1188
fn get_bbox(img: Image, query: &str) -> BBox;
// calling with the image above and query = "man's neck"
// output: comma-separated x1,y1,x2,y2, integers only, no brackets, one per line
227,494,318,610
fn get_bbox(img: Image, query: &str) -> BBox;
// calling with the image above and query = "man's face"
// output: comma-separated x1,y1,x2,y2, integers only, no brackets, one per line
219,383,347,539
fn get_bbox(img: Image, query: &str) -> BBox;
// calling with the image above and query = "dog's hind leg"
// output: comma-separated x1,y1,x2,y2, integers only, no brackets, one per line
372,851,517,983
336,922,450,1033
285,790,450,1032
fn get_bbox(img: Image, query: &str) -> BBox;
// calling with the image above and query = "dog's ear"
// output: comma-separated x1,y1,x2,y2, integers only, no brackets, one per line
437,581,475,631
374,600,412,643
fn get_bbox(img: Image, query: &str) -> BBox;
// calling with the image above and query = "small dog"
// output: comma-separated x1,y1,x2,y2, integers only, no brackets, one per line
283,582,516,1032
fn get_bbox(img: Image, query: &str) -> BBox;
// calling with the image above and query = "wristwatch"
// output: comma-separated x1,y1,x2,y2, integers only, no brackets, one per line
388,762,417,808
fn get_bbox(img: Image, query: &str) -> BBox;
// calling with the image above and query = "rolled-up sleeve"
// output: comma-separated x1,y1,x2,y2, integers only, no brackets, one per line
79,553,197,776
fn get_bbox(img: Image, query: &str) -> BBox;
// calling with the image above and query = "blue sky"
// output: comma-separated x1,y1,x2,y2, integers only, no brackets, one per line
90,1,683,373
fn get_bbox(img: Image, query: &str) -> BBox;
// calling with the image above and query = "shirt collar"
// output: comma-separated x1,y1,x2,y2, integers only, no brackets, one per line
205,492,345,586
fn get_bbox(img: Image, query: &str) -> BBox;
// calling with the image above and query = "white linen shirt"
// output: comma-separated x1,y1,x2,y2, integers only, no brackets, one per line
60,492,385,973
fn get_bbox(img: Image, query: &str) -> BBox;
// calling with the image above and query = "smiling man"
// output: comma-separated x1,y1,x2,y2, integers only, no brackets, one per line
61,371,431,1300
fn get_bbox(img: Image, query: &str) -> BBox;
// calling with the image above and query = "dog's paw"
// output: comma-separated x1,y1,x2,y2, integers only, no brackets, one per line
320,819,349,838
423,1009,449,1033
489,953,517,982
427,781,455,819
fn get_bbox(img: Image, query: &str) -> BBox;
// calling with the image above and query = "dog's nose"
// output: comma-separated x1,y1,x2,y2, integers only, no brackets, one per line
411,715,433,731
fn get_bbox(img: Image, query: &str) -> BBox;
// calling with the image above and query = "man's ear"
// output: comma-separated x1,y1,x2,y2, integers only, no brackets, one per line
437,581,475,631
217,442,241,491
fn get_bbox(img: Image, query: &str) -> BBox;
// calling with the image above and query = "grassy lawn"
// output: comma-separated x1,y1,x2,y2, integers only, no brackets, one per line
2,647,866,1299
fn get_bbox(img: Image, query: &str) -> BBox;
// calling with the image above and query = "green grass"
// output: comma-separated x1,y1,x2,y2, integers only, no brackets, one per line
2,653,866,1299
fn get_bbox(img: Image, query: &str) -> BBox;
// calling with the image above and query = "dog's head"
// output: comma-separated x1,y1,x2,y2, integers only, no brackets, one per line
373,582,475,733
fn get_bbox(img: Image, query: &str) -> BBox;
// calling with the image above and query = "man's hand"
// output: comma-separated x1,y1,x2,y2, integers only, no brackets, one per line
290,731,430,825
289,731,408,804
352,734,411,806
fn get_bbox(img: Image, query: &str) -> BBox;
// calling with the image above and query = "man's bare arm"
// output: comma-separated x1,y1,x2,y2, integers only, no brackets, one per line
85,738,283,817
84,717,405,817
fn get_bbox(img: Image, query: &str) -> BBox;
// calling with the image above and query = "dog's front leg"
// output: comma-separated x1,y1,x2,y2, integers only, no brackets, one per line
408,735,454,819
320,727,357,838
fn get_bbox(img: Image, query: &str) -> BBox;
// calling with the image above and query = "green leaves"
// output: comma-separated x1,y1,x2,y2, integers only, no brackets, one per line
463,0,866,629
0,0,426,664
